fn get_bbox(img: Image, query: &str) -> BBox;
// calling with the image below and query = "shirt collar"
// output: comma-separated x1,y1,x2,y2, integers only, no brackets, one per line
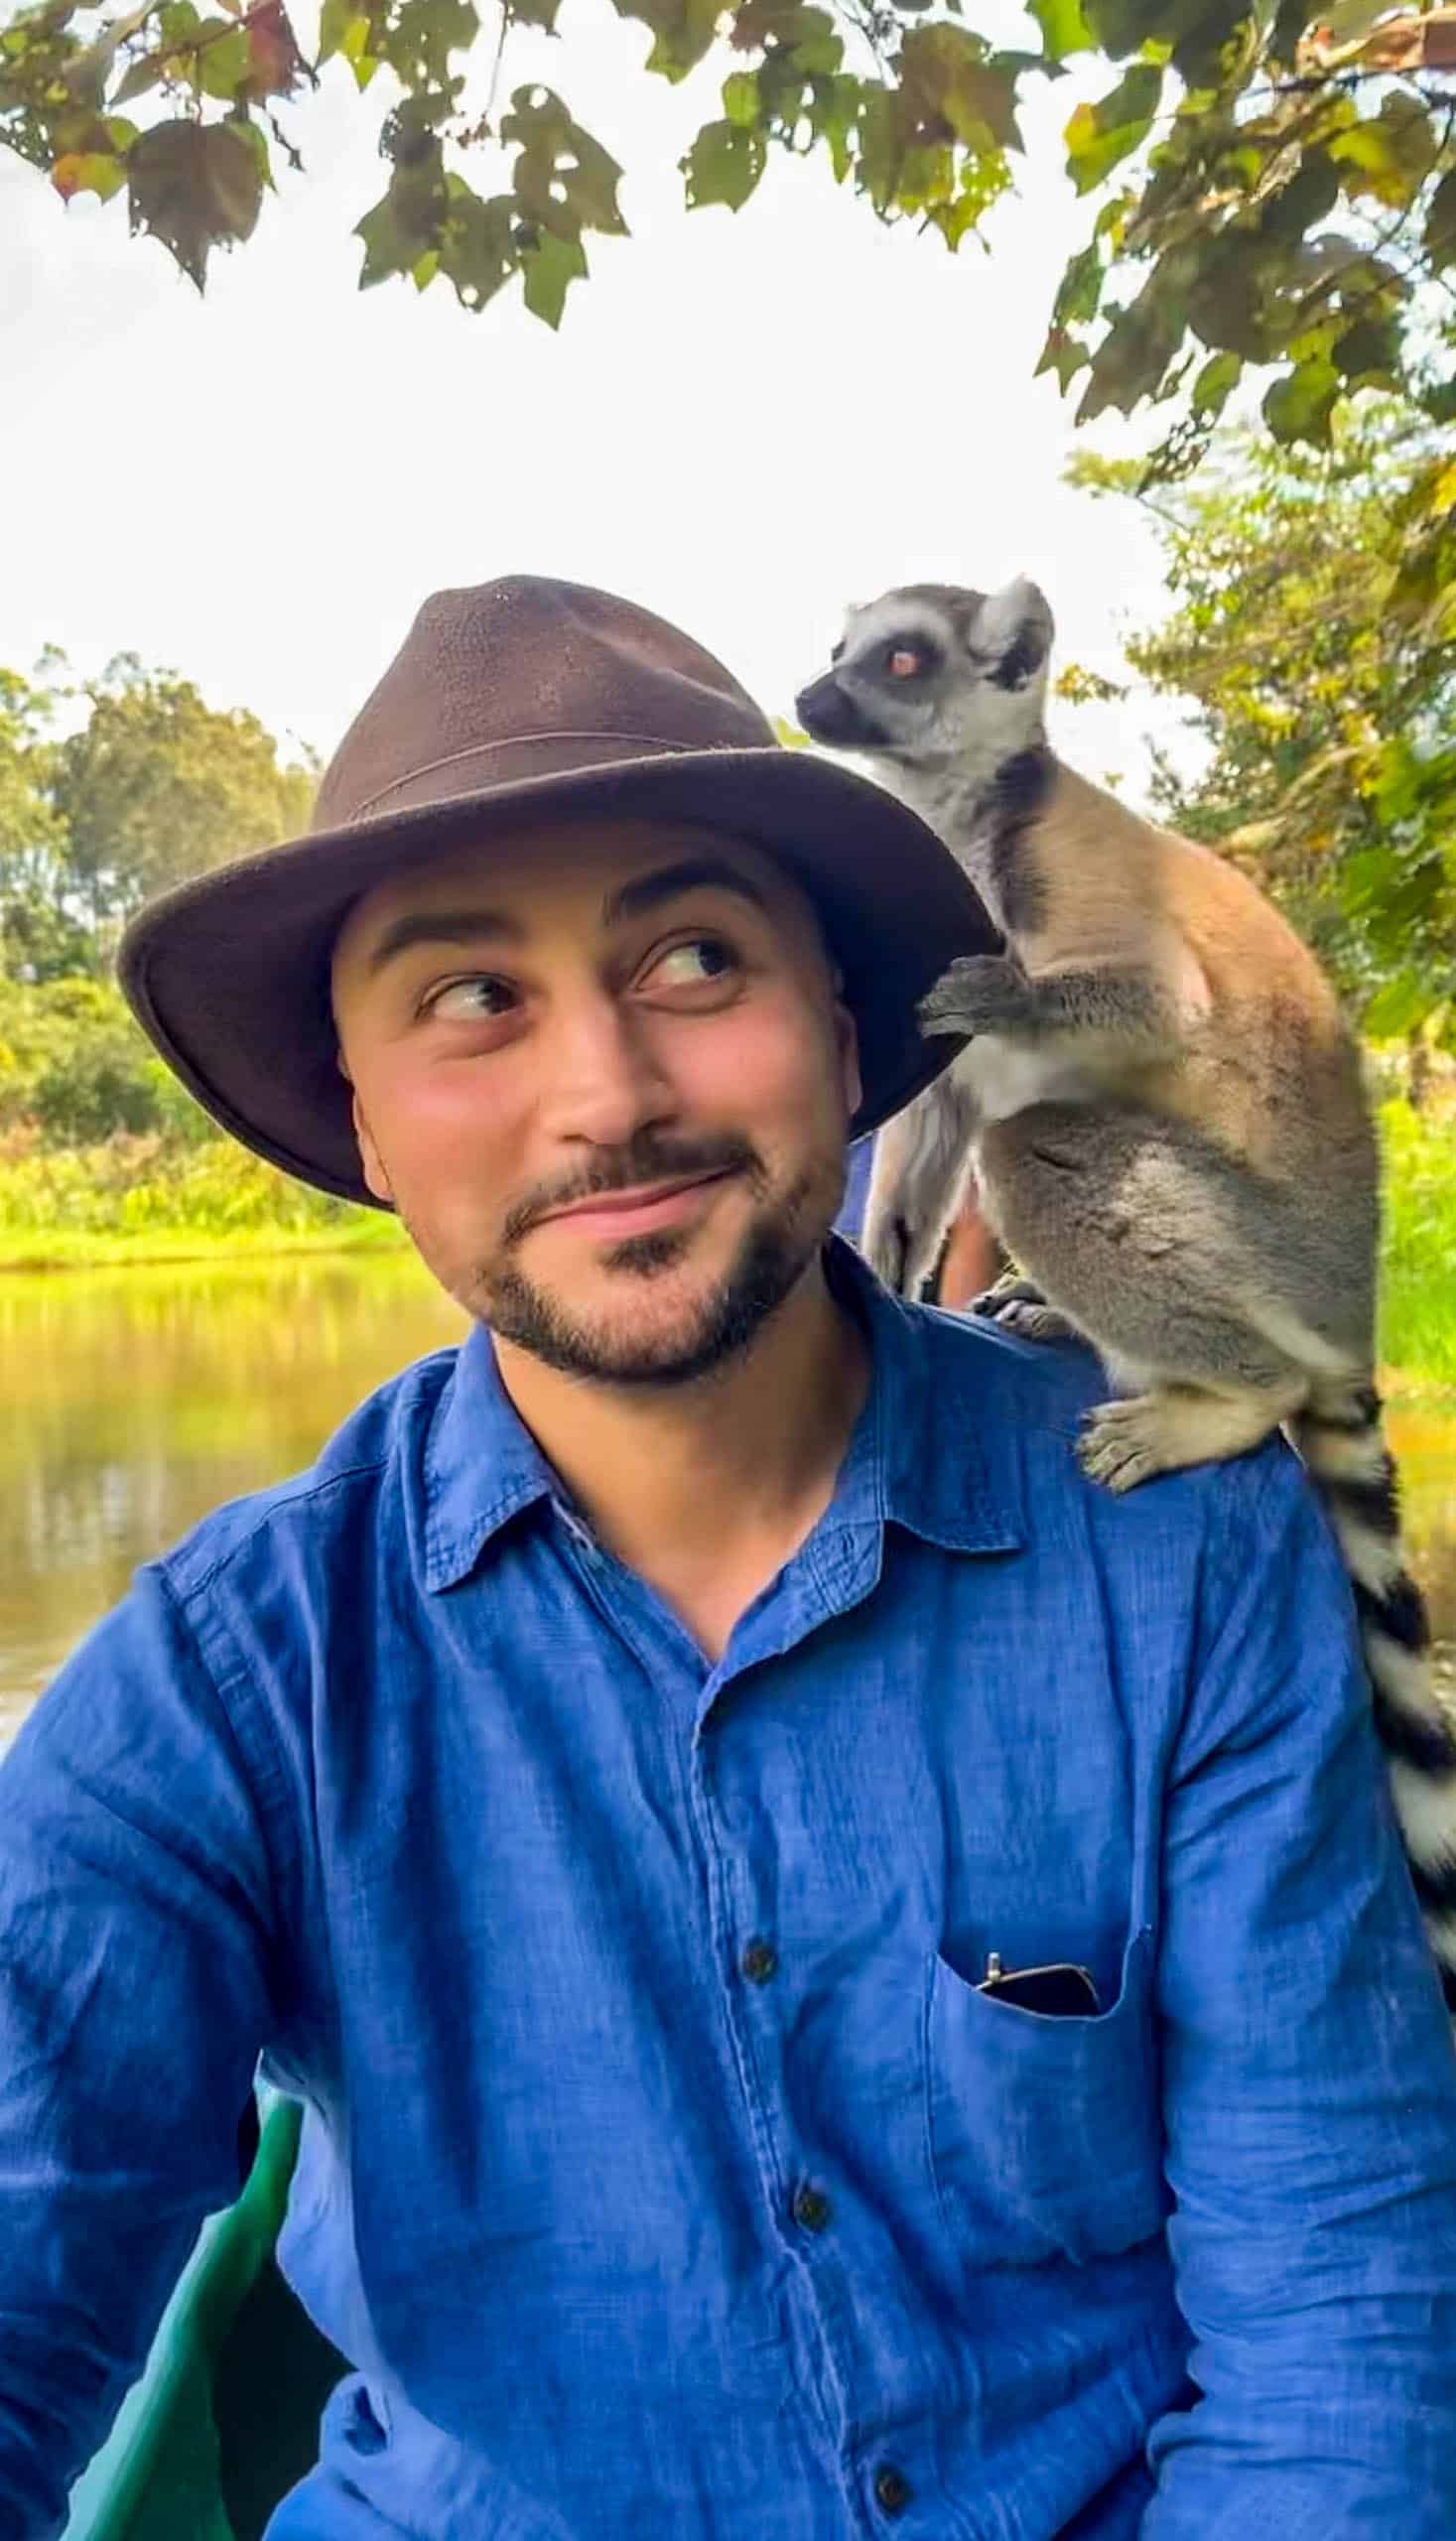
820,1239,1025,1559
419,1236,1024,1595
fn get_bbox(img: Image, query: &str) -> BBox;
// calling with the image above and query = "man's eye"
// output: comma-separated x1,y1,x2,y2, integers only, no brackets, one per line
426,976,517,1022
646,938,738,990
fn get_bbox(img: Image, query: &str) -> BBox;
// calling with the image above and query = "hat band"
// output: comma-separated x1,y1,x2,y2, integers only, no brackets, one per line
343,729,761,827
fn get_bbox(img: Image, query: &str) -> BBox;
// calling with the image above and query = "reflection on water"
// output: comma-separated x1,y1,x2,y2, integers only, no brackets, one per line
0,1255,1453,1748
0,1255,465,1747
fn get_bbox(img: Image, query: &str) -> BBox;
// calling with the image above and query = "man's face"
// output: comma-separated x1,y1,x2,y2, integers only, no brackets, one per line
331,818,861,1386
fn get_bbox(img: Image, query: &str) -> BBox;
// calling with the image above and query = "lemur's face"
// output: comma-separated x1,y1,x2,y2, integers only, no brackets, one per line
795,578,1053,768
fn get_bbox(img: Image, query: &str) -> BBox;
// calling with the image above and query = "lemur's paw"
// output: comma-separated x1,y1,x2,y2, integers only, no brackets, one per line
998,1300,1082,1344
971,1271,1042,1318
917,954,1027,1041
1077,1397,1171,1494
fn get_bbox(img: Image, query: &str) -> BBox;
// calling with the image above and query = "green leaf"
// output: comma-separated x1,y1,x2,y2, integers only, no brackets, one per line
1191,348,1240,417
1362,971,1431,1038
354,142,448,284
923,155,1009,245
196,22,250,97
112,52,166,100
1053,239,1102,326
230,110,271,192
126,114,263,287
1261,354,1340,447
1064,63,1160,196
897,25,1021,154
438,178,515,308
508,0,564,25
1329,94,1438,211
722,68,759,124
1421,373,1456,427
610,0,719,81
1333,313,1400,386
1257,147,1338,244
807,69,861,182
1035,324,1091,391
682,116,765,209
500,87,627,238
1028,0,1092,62
520,224,587,325
315,0,357,58
1075,258,1187,420
51,146,126,200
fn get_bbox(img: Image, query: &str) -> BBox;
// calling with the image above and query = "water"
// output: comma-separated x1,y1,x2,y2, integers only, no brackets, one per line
0,1256,465,1748
1,1254,1453,1746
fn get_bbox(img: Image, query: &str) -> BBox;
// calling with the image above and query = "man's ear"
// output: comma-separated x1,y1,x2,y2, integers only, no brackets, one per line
970,576,1054,691
349,1085,394,1207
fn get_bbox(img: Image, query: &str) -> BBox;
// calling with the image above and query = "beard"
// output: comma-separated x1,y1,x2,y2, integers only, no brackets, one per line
439,1131,846,1388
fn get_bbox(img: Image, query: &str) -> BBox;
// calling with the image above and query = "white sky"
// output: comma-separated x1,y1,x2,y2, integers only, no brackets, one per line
1,0,1190,793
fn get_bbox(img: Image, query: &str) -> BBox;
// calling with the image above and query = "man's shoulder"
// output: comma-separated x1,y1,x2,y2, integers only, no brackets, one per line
910,1298,1112,1441
153,1341,463,1604
907,1295,1309,1554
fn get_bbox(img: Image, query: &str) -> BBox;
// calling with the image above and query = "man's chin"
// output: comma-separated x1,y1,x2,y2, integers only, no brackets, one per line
513,1262,749,1388
478,1207,823,1387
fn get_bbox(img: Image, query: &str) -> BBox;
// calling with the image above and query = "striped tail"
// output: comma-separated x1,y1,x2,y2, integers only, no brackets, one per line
1294,1388,1456,2012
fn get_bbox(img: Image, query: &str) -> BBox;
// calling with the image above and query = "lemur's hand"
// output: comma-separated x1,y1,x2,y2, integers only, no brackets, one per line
918,954,1031,1041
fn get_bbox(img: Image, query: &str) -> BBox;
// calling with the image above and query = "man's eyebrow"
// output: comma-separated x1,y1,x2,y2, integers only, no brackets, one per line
363,907,525,978
600,858,770,927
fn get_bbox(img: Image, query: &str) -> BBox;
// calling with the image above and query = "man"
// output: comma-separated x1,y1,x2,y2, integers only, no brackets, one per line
2,576,1455,2540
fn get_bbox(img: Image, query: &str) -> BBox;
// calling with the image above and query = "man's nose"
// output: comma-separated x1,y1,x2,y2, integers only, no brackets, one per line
535,992,677,1147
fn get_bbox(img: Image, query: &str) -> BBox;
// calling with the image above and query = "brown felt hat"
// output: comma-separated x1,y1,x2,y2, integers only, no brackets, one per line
117,576,999,1208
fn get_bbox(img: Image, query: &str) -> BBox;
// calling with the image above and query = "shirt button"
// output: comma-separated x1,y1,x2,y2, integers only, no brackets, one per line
872,2464,913,2516
740,1939,778,1984
792,2184,832,2233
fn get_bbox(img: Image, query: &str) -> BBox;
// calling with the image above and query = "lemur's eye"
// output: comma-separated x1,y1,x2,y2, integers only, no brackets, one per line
886,645,926,680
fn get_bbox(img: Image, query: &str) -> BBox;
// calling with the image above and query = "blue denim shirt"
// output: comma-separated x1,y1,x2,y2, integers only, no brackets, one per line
3,1242,1455,2541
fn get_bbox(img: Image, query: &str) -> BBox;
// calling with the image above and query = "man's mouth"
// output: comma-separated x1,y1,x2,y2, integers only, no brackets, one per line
533,1168,739,1236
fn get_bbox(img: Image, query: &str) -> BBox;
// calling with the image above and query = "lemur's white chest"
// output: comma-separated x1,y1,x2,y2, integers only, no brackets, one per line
950,1034,1102,1127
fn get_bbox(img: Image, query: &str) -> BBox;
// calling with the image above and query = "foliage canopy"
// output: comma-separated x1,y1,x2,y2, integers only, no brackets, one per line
1073,400,1456,1048
5,0,1456,460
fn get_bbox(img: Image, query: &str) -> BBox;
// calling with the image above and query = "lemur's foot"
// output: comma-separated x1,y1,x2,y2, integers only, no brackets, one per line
1078,1388,1286,1493
971,1270,1041,1316
1078,1397,1171,1494
972,1274,1081,1345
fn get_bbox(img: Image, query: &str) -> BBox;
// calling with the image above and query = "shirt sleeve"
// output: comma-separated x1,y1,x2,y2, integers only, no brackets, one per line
0,1563,282,2541
1144,1446,1456,2537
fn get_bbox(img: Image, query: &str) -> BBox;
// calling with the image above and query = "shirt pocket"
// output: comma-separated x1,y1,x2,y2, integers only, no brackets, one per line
925,1923,1168,2269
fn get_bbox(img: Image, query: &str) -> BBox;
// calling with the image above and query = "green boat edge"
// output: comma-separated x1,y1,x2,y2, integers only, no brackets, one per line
63,2091,346,2541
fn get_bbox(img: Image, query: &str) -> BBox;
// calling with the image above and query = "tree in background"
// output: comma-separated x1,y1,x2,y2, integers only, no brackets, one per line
1072,399,1456,1056
0,651,315,981
0,652,315,1141
52,656,316,939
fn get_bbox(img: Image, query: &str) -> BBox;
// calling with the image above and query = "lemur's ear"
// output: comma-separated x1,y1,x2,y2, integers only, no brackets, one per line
969,577,1054,691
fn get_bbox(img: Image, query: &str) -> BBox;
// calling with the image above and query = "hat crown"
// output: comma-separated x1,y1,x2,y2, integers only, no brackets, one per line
312,577,776,833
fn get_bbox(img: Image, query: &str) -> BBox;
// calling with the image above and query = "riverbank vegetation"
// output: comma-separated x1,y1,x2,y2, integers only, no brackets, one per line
0,1098,1449,1398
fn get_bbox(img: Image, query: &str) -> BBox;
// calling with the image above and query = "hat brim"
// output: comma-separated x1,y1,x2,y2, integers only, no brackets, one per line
117,745,1000,1209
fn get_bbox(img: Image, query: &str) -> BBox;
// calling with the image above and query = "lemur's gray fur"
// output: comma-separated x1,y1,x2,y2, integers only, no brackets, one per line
797,575,1456,2010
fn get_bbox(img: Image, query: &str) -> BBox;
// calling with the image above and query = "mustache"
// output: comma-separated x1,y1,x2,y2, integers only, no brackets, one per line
502,1134,763,1245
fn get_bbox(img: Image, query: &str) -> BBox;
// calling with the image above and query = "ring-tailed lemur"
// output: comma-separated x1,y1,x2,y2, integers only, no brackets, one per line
797,575,1456,2008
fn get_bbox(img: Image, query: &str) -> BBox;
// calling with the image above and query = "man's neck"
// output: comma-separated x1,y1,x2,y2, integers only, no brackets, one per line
492,1255,871,1665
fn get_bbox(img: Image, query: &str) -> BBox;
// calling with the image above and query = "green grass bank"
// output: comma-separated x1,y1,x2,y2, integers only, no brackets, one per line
0,1104,1452,1396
